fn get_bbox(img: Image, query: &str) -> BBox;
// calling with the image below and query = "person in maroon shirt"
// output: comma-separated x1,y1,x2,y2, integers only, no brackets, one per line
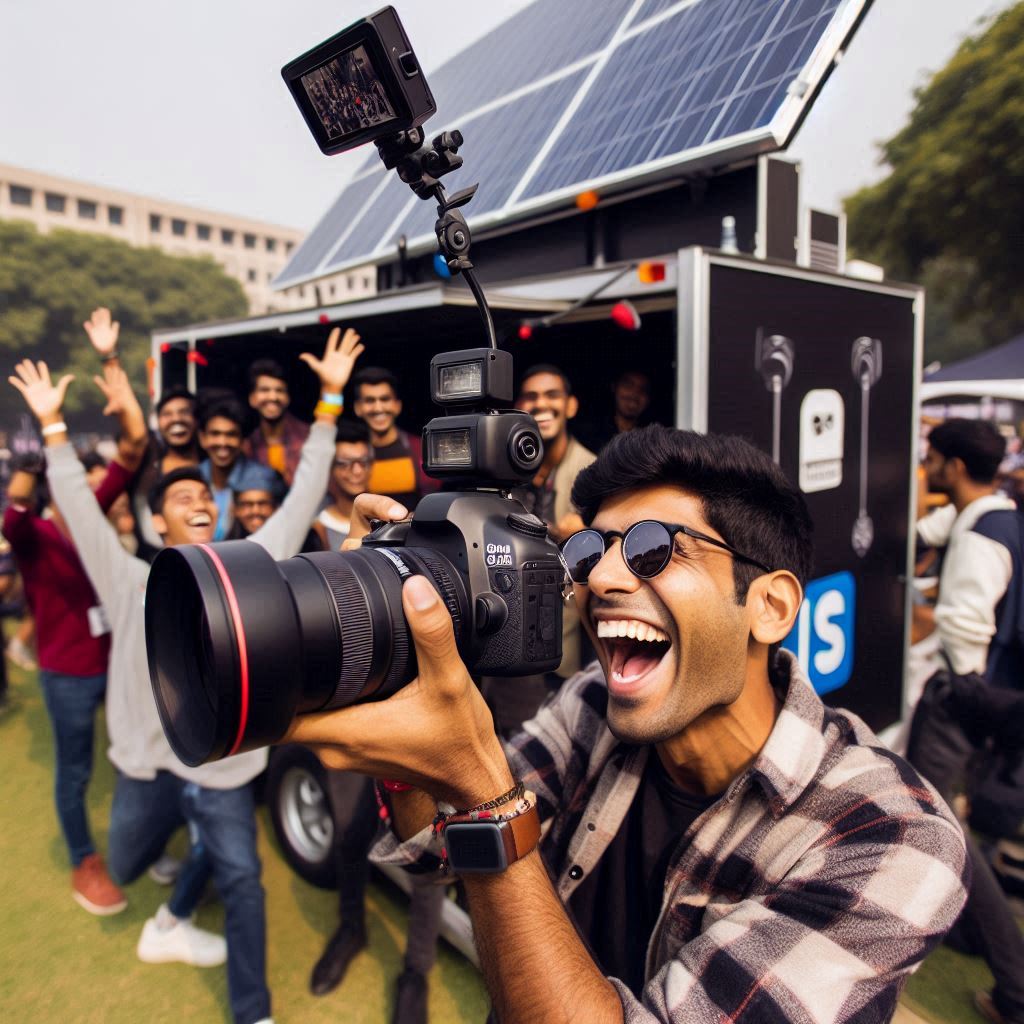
3,369,139,917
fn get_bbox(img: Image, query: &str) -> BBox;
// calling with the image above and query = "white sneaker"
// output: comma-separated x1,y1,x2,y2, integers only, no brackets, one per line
136,908,226,967
147,853,182,885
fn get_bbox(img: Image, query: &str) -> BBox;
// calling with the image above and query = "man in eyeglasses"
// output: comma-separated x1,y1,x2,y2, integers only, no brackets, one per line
288,424,968,1024
311,418,374,550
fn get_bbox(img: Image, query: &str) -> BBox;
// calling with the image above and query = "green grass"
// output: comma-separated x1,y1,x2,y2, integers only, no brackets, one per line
1,657,1013,1024
0,662,489,1023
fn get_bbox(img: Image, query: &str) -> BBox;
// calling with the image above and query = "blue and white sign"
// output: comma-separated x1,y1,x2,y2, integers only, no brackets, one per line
782,571,856,695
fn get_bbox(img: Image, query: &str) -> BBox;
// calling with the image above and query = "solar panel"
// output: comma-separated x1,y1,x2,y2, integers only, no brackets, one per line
276,0,864,287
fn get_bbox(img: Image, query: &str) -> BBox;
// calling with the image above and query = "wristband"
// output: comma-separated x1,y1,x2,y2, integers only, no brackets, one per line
313,400,342,419
320,391,343,406
380,779,414,793
100,350,120,364
41,421,68,437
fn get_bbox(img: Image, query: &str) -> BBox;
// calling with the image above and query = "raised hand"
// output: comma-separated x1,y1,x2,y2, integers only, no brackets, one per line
8,360,75,425
83,307,120,357
299,326,364,393
93,364,142,421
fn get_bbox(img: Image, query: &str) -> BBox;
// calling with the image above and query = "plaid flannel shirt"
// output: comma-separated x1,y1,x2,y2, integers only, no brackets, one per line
244,412,309,487
374,651,968,1022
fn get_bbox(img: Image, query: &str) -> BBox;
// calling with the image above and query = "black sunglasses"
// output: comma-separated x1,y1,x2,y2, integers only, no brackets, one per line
561,520,772,584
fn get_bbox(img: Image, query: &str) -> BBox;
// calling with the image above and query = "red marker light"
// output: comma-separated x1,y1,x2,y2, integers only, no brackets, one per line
637,261,666,284
318,313,330,325
518,323,533,341
610,300,641,331
186,351,209,367
160,343,170,354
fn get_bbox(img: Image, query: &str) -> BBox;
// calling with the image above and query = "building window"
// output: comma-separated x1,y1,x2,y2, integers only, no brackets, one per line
265,238,277,253
78,199,98,220
346,274,354,289
45,192,66,213
221,228,234,245
244,233,257,249
171,218,187,237
285,241,294,254
108,205,124,226
267,272,274,283
298,286,305,298
197,223,211,241
328,284,336,297
247,269,256,282
363,275,372,289
10,185,33,206
150,213,162,232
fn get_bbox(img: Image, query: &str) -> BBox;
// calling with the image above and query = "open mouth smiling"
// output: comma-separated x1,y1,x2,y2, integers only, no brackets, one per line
595,618,672,692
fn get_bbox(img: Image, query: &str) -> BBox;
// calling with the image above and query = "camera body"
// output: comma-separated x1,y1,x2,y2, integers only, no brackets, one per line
364,488,563,678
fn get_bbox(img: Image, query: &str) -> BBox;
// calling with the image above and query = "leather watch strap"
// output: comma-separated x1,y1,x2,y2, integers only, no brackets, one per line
501,800,540,863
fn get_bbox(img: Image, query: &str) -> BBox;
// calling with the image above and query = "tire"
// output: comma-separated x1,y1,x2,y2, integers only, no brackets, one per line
266,744,339,889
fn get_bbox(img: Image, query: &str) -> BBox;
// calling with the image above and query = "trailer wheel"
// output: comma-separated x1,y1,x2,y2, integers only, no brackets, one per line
266,744,338,890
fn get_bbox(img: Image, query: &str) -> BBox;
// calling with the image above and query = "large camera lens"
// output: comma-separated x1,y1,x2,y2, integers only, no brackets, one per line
146,541,467,767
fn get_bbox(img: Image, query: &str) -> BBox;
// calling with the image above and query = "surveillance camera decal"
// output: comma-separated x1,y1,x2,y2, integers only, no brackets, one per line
755,329,795,465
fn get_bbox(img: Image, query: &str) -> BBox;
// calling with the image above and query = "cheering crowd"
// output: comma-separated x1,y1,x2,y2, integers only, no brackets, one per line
4,306,1023,1024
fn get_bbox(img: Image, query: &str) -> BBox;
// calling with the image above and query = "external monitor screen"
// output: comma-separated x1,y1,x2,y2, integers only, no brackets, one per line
300,44,397,142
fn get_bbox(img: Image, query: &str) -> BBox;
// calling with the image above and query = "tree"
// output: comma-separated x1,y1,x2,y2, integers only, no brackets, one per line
845,3,1024,365
0,220,248,430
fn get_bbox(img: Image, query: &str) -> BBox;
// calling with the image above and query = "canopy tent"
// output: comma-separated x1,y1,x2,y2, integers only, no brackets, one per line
921,332,1024,402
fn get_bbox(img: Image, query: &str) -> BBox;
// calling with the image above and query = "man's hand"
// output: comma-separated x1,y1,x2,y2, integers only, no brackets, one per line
285,493,512,809
83,307,120,358
339,491,409,550
94,364,149,470
299,326,364,394
8,360,74,428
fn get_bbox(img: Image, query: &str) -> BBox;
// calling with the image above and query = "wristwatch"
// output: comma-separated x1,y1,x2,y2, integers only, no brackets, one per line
442,797,540,874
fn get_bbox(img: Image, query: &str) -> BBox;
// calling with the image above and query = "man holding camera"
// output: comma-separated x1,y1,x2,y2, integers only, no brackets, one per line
287,424,968,1023
9,325,361,1024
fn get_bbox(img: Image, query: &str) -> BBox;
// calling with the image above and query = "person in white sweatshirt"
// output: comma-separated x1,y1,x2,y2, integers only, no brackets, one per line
9,325,362,1024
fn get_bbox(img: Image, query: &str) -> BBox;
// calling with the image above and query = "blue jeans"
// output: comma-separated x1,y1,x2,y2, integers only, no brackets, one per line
108,772,270,1024
39,670,107,867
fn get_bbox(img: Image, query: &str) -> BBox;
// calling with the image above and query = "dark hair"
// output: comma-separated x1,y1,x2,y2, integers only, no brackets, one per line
156,386,196,414
197,394,246,432
248,359,288,392
148,467,209,515
352,366,399,400
80,451,107,474
928,418,1006,484
519,363,573,396
335,418,371,446
571,424,813,599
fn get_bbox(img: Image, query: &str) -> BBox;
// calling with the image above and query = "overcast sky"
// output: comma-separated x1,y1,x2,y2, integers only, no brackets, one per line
0,0,1011,231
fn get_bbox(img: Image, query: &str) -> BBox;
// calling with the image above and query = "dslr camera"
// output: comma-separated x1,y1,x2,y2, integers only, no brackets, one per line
145,8,567,767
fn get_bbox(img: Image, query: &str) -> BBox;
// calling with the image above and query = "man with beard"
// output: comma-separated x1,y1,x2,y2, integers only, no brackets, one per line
285,425,969,1024
10,327,356,1024
83,307,202,558
907,418,1024,1024
577,369,653,453
351,367,437,509
514,364,596,688
197,396,283,542
244,359,309,487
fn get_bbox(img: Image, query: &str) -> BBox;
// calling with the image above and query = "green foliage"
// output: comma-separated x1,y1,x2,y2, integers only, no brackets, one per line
0,220,248,428
845,3,1024,364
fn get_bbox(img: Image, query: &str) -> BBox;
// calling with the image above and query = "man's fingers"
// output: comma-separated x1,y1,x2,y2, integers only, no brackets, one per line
56,374,75,399
350,492,408,539
7,377,27,397
402,576,459,678
326,326,340,354
93,374,111,396
297,353,319,372
340,328,361,353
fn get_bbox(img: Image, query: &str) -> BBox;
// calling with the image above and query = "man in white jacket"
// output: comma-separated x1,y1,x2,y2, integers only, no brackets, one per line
9,325,363,1024
911,417,1024,1024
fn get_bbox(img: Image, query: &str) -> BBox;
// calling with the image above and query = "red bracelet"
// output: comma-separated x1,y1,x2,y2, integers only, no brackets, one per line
380,779,414,793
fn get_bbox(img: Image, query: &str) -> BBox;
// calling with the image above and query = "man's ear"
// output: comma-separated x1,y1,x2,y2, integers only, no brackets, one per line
566,394,579,421
746,571,802,645
394,398,403,417
151,512,168,537
248,392,259,411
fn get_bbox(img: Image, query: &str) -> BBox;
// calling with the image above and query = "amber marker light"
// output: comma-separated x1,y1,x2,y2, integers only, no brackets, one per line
637,261,666,284
575,190,600,211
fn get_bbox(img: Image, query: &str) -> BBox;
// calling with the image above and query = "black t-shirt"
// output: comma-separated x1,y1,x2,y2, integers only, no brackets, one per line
568,753,717,996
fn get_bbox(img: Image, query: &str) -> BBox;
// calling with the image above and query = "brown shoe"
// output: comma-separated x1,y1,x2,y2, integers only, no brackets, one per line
72,854,127,915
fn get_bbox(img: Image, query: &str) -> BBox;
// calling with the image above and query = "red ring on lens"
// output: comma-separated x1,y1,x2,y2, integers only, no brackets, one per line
198,544,250,757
